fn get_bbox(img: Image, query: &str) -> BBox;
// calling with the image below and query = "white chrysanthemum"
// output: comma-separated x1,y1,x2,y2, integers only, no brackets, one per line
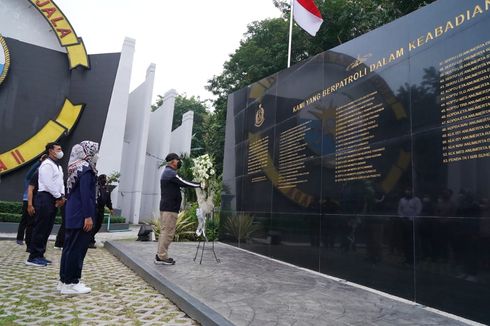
192,154,215,182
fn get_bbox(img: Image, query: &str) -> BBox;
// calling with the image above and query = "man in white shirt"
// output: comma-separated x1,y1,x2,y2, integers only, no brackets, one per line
398,189,422,219
397,188,423,265
26,142,66,267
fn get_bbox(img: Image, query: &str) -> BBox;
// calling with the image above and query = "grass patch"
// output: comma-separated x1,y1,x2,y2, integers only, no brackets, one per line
124,307,136,319
0,315,17,325
26,299,49,311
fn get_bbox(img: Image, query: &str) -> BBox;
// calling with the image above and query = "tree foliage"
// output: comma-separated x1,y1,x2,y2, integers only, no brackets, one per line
206,0,435,176
152,1,436,176
152,94,209,156
204,95,227,175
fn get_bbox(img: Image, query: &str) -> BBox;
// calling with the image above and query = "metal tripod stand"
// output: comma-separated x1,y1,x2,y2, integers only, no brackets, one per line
193,208,220,264
193,234,221,264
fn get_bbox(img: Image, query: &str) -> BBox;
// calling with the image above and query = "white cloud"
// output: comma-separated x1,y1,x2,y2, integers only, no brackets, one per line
55,0,281,102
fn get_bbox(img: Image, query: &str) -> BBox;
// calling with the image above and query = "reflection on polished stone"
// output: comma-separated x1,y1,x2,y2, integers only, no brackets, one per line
320,214,415,300
221,0,490,323
414,216,490,322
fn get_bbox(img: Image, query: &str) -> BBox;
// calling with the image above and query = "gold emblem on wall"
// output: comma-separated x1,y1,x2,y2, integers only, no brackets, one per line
0,0,89,175
255,103,265,127
29,0,90,69
0,35,10,86
346,53,372,71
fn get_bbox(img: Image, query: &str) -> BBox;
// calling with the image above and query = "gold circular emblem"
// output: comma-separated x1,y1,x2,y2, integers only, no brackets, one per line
0,0,89,175
0,35,10,86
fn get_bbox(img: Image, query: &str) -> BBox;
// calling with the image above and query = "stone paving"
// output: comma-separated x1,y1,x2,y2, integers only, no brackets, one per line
108,241,481,326
0,239,199,325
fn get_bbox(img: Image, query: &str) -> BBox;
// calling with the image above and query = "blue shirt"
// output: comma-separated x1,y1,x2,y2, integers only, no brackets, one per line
22,161,41,201
65,166,96,229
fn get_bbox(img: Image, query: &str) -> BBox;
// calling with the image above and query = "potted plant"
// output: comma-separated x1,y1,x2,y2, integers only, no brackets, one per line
106,171,120,193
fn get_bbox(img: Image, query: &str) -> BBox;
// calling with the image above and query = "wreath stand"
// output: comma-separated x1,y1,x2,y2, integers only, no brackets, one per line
193,208,220,264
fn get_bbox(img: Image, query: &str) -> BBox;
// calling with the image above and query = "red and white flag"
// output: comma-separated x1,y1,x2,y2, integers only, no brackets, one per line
293,0,324,36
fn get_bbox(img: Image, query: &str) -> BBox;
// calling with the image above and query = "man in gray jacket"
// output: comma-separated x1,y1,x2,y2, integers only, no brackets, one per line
155,153,200,265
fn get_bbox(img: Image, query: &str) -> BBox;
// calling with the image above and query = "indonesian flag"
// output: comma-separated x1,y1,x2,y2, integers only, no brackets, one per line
293,0,324,36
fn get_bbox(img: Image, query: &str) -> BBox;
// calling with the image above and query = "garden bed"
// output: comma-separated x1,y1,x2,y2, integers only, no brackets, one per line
0,222,130,234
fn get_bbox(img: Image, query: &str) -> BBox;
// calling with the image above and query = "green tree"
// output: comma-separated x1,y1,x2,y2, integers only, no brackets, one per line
152,94,210,156
274,0,436,55
206,18,298,175
204,97,227,175
207,0,435,176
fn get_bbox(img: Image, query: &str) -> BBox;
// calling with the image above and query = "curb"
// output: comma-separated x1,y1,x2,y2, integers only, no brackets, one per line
104,241,233,326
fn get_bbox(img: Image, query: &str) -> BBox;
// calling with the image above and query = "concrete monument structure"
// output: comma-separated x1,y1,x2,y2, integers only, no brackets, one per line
0,0,194,225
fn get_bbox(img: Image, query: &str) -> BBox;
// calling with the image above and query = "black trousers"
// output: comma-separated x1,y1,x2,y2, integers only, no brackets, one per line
60,228,91,284
55,207,66,248
90,210,105,244
16,201,35,248
28,192,57,260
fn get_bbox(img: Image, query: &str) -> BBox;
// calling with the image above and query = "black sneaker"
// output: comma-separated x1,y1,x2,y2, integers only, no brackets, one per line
25,258,47,267
154,255,175,265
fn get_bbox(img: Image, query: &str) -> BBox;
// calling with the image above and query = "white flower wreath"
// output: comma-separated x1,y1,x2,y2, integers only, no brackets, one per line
192,154,216,237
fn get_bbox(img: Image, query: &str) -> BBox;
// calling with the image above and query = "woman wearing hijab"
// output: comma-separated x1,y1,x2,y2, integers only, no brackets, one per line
58,141,98,295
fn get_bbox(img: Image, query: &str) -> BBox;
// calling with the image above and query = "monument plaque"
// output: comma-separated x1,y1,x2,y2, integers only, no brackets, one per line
222,0,490,323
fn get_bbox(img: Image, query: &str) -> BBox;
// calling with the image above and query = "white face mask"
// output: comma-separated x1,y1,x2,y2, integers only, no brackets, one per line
55,151,64,160
91,153,99,164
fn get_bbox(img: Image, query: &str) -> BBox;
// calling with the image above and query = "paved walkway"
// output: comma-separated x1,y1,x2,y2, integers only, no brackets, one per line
0,224,141,244
107,241,481,326
0,239,198,325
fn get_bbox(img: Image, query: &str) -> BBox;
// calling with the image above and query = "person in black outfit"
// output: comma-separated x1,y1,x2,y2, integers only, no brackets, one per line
27,143,66,267
54,206,66,249
16,155,45,248
88,174,113,248
155,153,201,265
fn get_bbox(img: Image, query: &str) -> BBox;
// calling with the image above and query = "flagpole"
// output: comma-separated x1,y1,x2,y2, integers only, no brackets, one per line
287,0,294,68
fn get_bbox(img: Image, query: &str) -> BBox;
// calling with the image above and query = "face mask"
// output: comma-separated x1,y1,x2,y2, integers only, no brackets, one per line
91,153,99,165
177,161,182,169
55,151,64,159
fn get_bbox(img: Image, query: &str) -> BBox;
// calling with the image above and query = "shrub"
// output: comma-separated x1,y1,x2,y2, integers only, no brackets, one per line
0,201,23,214
0,213,125,224
104,216,126,224
174,210,198,241
206,218,219,241
223,214,259,241
106,171,121,185
0,201,64,216
202,210,220,241
149,203,200,242
0,213,22,223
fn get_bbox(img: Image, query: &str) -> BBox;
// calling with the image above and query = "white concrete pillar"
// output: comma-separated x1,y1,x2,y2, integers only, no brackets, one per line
97,38,135,210
139,90,177,221
118,63,156,224
170,111,194,156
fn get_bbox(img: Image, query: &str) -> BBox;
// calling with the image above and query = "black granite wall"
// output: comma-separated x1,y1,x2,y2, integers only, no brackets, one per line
221,0,490,323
